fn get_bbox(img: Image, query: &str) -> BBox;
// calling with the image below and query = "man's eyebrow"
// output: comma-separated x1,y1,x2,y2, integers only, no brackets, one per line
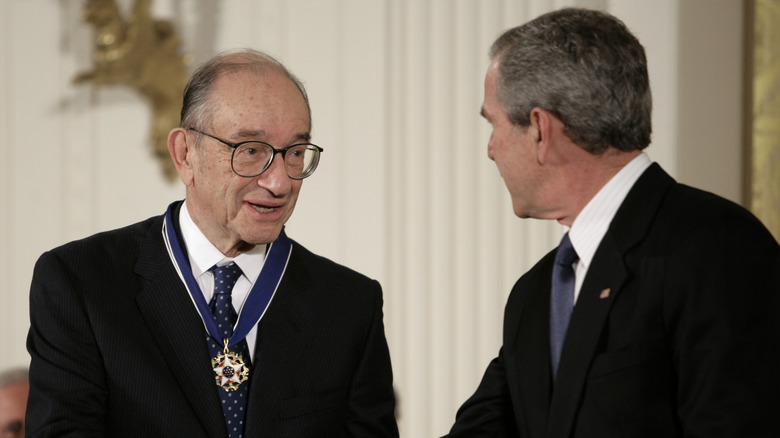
234,130,311,143
480,107,489,120
234,129,268,140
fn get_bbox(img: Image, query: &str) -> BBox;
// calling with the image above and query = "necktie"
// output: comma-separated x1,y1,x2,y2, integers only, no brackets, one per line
550,233,578,379
208,262,252,438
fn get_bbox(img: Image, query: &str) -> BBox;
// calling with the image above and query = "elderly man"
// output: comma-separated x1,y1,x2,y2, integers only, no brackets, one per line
0,368,28,438
27,49,398,437
444,7,780,438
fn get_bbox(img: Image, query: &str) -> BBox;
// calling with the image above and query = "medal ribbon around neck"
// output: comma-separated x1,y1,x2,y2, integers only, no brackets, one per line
162,201,292,349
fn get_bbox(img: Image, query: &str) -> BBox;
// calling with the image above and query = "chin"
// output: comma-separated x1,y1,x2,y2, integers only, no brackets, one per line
511,204,527,218
247,227,284,245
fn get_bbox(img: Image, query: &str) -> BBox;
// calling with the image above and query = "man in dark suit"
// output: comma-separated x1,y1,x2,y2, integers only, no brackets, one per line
445,8,780,438
26,49,398,437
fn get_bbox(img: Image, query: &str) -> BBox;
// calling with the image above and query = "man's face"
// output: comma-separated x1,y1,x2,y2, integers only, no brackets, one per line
482,60,544,219
0,381,28,438
183,69,310,255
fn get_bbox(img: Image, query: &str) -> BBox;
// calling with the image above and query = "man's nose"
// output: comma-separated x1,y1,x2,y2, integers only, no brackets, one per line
256,155,292,195
487,135,496,161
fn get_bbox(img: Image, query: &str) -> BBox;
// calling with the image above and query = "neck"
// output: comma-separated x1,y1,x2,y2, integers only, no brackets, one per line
556,149,641,226
219,241,255,258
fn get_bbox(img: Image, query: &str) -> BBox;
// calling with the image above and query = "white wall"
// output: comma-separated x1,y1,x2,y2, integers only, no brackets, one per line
0,1,744,436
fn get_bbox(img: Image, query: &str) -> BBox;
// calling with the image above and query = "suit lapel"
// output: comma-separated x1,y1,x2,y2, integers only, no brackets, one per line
547,233,627,437
547,164,676,437
134,214,226,437
244,244,315,436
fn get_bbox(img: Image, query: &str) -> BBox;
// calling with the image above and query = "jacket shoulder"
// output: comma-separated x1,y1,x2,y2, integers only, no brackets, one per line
37,215,163,269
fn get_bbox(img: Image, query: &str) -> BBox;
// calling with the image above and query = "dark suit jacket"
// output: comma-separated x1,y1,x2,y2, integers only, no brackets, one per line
446,164,780,437
26,204,398,437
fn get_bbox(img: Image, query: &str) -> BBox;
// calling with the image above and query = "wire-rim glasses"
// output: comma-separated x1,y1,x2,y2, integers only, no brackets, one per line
188,127,323,179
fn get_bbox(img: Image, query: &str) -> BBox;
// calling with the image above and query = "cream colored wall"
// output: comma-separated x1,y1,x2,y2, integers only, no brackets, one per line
676,0,744,203
0,1,744,436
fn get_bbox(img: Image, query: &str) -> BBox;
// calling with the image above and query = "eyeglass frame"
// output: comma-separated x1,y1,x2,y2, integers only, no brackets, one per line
187,127,324,179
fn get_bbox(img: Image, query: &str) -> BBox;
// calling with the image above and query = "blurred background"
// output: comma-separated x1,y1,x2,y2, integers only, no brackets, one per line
1,0,772,436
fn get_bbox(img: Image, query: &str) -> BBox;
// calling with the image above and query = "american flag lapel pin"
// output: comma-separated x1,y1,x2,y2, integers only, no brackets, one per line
599,288,611,299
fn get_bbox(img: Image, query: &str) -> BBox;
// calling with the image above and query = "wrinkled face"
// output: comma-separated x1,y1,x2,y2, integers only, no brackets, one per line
0,381,28,437
183,69,310,255
482,60,543,218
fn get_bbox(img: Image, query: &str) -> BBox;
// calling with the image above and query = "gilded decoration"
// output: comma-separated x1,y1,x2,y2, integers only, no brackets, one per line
74,0,189,182
750,0,780,240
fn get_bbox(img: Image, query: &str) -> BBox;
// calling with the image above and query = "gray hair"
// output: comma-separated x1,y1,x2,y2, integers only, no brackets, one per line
490,8,652,154
179,48,311,133
0,367,28,389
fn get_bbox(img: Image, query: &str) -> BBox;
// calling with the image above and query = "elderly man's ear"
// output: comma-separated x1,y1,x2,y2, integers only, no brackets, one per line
168,127,195,185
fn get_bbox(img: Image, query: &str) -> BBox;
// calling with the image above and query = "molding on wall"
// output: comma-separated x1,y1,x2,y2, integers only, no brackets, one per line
748,0,780,240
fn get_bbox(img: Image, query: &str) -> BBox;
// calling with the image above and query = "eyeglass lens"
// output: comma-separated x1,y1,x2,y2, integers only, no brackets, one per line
232,142,320,179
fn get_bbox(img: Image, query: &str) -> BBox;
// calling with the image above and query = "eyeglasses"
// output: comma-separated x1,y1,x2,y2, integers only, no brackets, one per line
188,128,323,179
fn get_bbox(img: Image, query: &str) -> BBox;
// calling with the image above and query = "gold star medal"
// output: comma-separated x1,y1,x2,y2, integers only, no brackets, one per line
212,338,249,391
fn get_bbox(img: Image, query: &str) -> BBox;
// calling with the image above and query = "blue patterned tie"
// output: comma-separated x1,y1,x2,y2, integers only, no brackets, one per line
207,262,252,438
550,233,578,380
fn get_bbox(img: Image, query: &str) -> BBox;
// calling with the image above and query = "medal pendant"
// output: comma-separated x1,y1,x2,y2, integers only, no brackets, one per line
212,338,249,391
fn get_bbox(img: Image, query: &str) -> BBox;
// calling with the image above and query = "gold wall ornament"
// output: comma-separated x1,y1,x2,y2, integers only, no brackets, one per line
74,0,189,182
748,0,780,241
